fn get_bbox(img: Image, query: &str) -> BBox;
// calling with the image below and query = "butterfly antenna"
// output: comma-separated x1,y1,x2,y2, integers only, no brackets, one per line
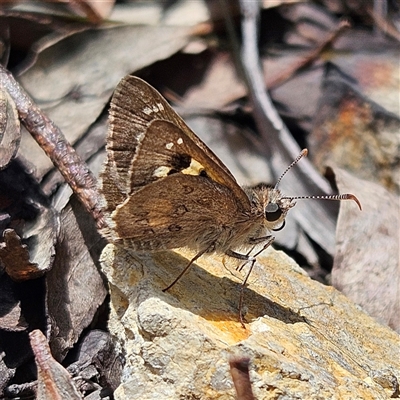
281,193,362,210
274,149,362,210
274,149,308,189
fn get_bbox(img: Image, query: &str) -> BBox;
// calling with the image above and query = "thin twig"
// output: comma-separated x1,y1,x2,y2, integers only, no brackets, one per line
237,0,339,255
267,20,351,90
367,7,400,42
0,65,103,227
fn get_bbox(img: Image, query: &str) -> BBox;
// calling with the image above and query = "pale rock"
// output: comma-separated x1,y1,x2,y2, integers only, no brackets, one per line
100,244,400,399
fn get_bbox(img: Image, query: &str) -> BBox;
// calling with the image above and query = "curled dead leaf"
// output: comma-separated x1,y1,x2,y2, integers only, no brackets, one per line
331,167,399,333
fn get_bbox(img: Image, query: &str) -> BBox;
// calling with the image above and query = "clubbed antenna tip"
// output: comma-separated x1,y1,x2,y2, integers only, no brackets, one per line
274,149,362,211
341,193,362,210
282,193,362,210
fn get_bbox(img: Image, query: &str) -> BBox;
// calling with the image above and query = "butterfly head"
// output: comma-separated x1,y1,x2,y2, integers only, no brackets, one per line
252,149,362,232
248,185,294,231
263,187,295,231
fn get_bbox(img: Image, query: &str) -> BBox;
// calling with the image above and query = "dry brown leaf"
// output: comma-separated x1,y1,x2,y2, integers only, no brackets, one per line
332,49,400,118
18,24,194,180
109,0,209,27
23,204,58,273
41,114,107,196
310,64,400,194
67,330,123,393
0,87,20,170
0,360,14,398
0,158,59,281
0,209,58,280
182,52,246,110
0,229,41,280
47,198,107,361
67,0,115,23
331,167,399,333
0,271,27,332
263,52,324,131
0,267,48,395
182,113,272,187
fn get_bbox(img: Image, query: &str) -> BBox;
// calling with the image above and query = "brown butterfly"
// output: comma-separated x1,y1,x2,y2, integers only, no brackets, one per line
99,76,361,325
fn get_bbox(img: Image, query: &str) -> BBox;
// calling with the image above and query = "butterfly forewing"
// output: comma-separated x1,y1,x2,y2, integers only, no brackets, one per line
109,76,234,179
100,76,253,245
127,119,249,206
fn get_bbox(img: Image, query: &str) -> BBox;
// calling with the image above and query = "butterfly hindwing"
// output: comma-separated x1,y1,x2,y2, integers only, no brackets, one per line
110,173,247,251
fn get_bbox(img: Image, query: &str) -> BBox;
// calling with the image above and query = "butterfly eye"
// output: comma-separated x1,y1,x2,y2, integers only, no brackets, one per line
265,203,282,222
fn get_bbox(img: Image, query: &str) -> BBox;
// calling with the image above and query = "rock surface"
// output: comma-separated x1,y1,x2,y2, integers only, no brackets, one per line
100,244,400,399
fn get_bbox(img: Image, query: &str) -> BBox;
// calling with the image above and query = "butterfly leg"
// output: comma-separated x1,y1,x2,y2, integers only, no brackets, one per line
249,235,275,245
225,236,273,275
226,236,275,328
162,244,215,292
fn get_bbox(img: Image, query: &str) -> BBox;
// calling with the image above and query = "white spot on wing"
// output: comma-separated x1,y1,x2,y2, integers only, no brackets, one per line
182,159,205,176
177,138,183,145
153,166,171,178
166,142,174,150
143,103,165,115
143,106,152,115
